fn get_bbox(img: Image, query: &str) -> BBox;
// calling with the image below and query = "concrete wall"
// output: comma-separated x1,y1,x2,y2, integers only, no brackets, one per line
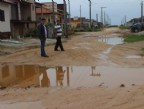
0,2,11,32
24,0,34,3
43,2,57,13
31,4,36,21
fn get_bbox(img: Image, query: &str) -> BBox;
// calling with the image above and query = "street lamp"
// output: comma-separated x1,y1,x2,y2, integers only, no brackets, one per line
88,0,91,29
100,7,106,26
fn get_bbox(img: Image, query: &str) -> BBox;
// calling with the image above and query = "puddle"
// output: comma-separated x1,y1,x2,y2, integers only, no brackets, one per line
98,37,123,62
77,42,91,46
0,64,144,89
0,64,42,88
98,37,124,45
71,47,79,49
126,55,143,59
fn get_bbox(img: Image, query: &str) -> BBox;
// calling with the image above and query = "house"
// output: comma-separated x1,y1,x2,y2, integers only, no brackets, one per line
0,0,41,39
11,0,38,38
0,0,15,38
36,7,54,23
36,2,64,25
71,17,89,28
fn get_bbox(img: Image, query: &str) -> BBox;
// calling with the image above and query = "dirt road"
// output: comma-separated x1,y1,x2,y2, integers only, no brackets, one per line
0,28,144,109
0,28,143,67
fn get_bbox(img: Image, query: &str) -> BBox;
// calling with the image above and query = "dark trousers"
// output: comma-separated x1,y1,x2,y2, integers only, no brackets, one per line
54,36,64,51
40,38,47,56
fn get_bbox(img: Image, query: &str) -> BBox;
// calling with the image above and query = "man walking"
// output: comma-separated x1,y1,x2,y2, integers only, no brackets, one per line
54,25,65,51
38,18,49,57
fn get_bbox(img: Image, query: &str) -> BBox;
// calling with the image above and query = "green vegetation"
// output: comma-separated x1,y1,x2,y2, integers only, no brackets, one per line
24,28,39,38
119,26,130,29
124,34,144,42
0,45,7,48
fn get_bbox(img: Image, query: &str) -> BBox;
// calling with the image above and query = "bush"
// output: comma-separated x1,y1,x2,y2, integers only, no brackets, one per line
24,28,39,38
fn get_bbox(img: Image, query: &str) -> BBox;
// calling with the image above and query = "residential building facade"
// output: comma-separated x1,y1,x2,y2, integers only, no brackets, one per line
0,0,38,38
0,0,12,38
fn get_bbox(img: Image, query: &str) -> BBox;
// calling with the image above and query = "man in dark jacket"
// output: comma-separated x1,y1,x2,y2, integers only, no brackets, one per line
38,18,48,57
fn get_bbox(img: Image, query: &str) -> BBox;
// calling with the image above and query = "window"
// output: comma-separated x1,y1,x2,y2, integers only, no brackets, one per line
0,9,5,21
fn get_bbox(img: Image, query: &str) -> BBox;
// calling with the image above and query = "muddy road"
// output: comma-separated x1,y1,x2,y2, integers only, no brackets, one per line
0,28,143,67
0,27,144,109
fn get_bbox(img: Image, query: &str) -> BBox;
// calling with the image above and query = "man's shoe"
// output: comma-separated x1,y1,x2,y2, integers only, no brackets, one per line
61,49,65,51
41,55,49,57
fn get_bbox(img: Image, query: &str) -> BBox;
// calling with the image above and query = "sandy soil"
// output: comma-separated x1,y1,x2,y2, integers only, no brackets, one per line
0,28,144,109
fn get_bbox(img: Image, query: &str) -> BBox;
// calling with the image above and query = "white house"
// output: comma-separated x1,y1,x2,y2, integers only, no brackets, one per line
0,2,11,33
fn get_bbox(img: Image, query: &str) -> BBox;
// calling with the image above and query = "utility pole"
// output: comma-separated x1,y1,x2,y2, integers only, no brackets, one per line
52,0,55,37
100,7,106,25
63,0,68,38
80,5,82,28
68,0,71,25
125,15,127,26
141,0,143,22
104,11,106,26
52,0,55,24
96,13,98,22
88,0,91,29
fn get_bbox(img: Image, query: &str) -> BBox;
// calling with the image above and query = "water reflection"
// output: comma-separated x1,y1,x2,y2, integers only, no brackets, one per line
47,66,102,88
91,66,101,76
98,37,123,45
56,66,65,87
0,65,144,88
40,66,50,87
0,64,47,88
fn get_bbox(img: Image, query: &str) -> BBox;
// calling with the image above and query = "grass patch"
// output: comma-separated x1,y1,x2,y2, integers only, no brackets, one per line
124,34,144,42
0,45,7,48
119,26,130,29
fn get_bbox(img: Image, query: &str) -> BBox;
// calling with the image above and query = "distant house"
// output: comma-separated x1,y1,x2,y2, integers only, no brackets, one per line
70,17,84,28
36,2,63,25
36,7,54,23
71,17,91,28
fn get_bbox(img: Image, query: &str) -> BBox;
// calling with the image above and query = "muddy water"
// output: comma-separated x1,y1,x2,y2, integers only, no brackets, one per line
98,36,124,64
0,64,144,89
98,36,124,45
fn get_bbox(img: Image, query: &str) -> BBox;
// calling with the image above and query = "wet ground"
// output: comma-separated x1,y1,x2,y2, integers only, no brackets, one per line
0,28,144,109
1,63,144,89
0,32,144,89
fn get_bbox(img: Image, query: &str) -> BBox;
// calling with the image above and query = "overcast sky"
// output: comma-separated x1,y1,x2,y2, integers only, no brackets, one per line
36,0,142,25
